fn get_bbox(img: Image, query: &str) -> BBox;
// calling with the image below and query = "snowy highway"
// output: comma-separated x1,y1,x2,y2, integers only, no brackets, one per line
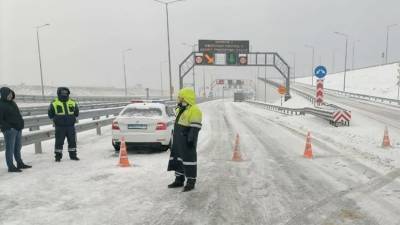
2,99,400,225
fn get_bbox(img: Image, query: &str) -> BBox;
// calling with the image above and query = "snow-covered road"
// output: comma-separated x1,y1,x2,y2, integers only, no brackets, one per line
1,99,400,225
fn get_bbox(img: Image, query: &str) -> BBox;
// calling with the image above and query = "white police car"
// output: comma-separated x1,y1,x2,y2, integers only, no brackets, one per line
111,102,175,151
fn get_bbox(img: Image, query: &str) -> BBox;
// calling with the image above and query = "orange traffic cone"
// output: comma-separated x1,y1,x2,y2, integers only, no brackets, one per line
118,137,131,167
304,132,313,159
382,126,392,148
232,134,243,161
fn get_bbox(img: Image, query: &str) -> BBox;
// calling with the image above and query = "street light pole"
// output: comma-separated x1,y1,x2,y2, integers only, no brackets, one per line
305,45,315,86
386,24,398,64
332,50,336,73
36,23,50,98
122,48,132,96
160,61,164,96
334,31,349,92
264,67,267,103
182,43,198,93
352,40,360,70
289,52,296,83
154,0,185,100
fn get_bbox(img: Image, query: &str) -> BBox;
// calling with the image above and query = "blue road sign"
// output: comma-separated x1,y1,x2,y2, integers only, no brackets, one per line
314,65,327,79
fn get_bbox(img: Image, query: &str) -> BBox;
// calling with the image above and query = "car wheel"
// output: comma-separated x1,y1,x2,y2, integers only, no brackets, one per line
161,140,171,151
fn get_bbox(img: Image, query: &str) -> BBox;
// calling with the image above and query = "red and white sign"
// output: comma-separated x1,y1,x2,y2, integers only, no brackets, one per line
316,79,324,106
216,79,225,85
333,110,352,123
239,56,248,65
195,56,203,64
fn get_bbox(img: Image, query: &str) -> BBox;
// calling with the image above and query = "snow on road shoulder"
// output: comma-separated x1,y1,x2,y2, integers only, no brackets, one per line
0,127,175,225
296,62,400,99
240,101,400,174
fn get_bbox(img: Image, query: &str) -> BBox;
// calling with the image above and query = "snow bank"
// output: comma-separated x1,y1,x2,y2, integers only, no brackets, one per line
296,63,400,99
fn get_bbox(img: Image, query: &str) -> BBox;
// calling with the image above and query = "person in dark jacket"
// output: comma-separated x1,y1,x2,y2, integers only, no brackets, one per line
48,87,79,162
167,88,202,192
0,87,32,172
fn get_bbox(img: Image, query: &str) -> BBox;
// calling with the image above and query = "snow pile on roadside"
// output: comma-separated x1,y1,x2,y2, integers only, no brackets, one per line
243,101,400,174
253,92,314,108
296,62,400,99
273,92,314,108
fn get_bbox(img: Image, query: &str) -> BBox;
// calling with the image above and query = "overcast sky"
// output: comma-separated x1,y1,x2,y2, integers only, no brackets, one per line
1,0,399,90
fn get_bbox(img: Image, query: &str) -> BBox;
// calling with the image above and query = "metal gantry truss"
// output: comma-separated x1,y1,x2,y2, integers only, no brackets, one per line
178,52,291,100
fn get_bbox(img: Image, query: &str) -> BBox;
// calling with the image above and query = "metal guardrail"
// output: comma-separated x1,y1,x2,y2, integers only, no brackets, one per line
248,101,305,115
246,100,350,127
20,102,130,116
15,94,170,103
23,107,123,129
15,95,134,103
0,118,113,152
295,82,400,106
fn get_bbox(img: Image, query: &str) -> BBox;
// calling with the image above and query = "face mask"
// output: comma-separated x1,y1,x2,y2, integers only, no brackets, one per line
178,102,187,108
6,92,13,101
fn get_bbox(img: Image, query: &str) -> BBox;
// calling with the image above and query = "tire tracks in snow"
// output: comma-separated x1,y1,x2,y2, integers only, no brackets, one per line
143,101,266,225
228,102,381,225
232,102,400,224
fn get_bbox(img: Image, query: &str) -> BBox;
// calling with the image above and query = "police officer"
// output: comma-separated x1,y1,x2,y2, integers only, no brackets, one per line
167,87,202,192
48,87,79,162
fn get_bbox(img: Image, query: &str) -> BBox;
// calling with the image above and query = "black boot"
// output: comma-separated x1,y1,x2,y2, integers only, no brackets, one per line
55,152,62,162
168,176,184,188
8,167,22,173
183,179,196,192
69,151,80,161
17,163,32,169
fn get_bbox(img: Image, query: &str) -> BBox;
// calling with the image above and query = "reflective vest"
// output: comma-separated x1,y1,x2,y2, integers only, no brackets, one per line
52,98,77,116
176,105,202,129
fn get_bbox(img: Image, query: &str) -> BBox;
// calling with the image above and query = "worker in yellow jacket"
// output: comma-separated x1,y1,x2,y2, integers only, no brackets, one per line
167,88,202,192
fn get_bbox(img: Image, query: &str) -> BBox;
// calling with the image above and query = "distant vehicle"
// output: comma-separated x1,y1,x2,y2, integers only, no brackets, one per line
112,102,175,151
234,91,247,102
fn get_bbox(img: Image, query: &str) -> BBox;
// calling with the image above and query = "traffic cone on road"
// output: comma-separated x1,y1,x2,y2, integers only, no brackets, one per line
118,137,131,167
382,126,392,148
232,134,243,161
304,132,313,159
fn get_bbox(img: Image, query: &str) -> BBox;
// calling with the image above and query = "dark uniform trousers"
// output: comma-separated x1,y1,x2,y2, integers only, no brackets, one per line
55,126,77,154
168,124,198,182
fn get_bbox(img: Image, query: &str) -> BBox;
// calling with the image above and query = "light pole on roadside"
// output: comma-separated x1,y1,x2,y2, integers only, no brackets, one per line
154,0,186,100
289,52,296,83
352,40,360,70
159,61,168,97
182,42,198,93
385,24,398,64
305,44,315,86
397,63,400,101
332,50,336,73
122,48,132,96
334,31,349,92
36,23,50,98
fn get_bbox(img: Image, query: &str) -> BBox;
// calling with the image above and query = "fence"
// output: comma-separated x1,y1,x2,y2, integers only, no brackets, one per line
20,102,130,116
295,82,400,106
246,101,350,127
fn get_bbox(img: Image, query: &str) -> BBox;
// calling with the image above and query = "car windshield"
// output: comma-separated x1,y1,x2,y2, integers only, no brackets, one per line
121,107,162,117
